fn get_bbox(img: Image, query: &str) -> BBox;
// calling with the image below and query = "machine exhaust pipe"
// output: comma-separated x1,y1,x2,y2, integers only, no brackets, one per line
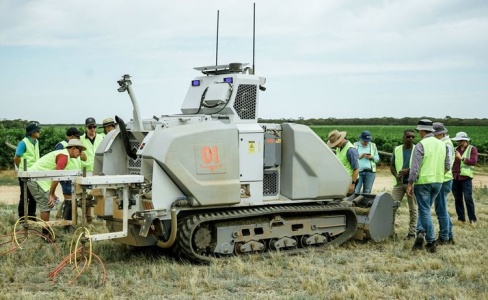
115,115,137,160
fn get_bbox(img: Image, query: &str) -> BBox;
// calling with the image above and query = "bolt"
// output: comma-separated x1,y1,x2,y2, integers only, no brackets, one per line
240,246,245,252
307,240,311,245
232,231,238,238
224,249,229,253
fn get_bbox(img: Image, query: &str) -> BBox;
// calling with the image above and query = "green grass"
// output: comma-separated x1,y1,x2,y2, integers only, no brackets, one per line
0,170,17,186
1,186,487,299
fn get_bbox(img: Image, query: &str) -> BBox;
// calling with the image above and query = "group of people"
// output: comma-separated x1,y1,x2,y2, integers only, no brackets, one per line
13,117,117,240
327,119,478,253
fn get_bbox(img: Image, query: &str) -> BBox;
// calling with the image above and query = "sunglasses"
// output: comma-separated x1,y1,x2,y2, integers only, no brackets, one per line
87,125,97,129
405,135,415,139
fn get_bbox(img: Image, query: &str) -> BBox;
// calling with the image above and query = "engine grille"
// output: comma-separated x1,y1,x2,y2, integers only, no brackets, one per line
233,84,257,120
263,171,278,196
127,131,141,175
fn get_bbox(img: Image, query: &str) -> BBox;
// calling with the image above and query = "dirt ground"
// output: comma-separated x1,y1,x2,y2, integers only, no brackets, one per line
1,168,487,205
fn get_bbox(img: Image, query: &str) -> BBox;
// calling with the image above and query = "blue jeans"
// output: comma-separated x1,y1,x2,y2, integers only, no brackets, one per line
452,179,477,222
414,183,442,243
354,170,376,194
434,180,453,240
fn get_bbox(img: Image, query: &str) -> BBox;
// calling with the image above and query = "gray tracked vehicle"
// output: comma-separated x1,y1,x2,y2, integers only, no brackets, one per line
83,63,396,262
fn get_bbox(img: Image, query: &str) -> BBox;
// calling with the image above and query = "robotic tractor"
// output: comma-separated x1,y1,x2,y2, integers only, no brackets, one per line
71,62,397,262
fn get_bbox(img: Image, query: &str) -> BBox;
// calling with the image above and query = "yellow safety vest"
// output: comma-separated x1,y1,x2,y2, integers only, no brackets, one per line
443,139,454,182
30,149,70,192
354,142,377,172
392,144,415,186
460,145,474,178
18,137,40,171
416,137,446,185
336,141,354,176
80,133,105,172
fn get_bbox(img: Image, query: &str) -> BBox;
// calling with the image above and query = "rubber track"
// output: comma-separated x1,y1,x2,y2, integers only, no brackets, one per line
175,204,358,263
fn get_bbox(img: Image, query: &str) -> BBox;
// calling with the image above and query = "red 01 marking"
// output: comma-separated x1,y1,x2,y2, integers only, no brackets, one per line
202,146,219,164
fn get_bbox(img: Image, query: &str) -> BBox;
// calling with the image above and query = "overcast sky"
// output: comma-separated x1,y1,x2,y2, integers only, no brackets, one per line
1,0,487,124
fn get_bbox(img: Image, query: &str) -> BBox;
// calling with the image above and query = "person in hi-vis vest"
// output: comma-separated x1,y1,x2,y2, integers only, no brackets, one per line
54,127,87,224
327,130,359,196
26,139,86,241
432,122,454,244
353,130,380,194
390,129,417,240
80,117,105,223
407,119,450,254
451,132,478,226
13,122,41,218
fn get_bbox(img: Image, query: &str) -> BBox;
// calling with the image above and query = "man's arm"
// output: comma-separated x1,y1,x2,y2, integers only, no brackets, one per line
48,180,59,208
347,148,360,194
444,144,452,173
407,143,424,197
390,152,397,176
13,141,26,169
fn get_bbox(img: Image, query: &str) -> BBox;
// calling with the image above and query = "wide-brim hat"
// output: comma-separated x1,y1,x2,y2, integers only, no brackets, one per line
451,131,470,141
102,117,116,127
327,130,347,148
416,119,434,132
359,130,373,142
66,139,87,151
26,123,41,136
433,122,448,135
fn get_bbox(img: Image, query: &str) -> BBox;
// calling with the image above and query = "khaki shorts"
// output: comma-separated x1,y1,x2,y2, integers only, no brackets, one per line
27,181,51,212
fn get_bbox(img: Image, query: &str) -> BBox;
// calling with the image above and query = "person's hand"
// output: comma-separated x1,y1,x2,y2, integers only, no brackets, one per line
396,171,404,181
407,183,413,197
359,153,366,159
48,194,56,208
347,185,354,196
365,154,372,160
455,151,462,160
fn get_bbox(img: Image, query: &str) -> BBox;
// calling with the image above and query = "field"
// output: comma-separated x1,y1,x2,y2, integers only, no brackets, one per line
310,125,488,155
1,169,487,299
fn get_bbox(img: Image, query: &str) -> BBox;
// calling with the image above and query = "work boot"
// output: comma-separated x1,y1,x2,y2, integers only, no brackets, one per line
425,242,437,253
405,233,415,240
436,237,450,246
470,221,477,228
86,216,93,224
412,231,425,250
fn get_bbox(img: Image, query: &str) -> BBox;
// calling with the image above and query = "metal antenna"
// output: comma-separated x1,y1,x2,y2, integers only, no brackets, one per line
252,3,256,74
216,10,219,68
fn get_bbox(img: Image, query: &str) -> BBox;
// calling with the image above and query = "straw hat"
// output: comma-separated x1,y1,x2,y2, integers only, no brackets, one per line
327,130,347,148
66,139,87,151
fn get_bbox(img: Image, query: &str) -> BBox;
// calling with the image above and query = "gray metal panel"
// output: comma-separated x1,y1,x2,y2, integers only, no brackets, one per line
142,121,241,206
280,123,350,200
238,132,264,181
366,193,395,242
264,132,281,168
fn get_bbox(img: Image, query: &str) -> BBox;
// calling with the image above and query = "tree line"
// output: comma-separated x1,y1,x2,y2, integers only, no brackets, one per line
258,116,488,126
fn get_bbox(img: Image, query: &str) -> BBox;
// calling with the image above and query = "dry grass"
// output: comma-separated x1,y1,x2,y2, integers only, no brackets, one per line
0,188,487,299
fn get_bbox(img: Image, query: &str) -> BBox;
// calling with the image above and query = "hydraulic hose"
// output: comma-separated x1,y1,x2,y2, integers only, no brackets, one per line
156,208,177,249
115,115,137,160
